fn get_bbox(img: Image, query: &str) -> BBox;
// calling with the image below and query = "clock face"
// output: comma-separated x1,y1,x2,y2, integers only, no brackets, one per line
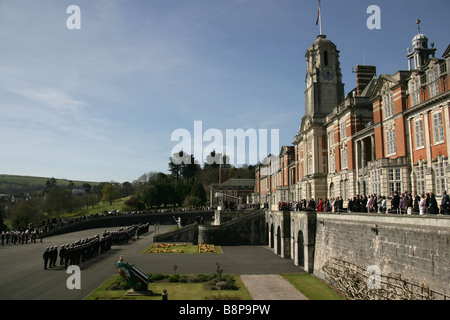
323,69,334,81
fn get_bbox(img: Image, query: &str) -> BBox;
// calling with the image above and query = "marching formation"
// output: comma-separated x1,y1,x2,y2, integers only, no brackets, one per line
42,223,150,270
1,228,44,245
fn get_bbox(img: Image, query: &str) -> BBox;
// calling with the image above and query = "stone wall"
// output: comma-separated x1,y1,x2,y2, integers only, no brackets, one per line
199,211,267,245
153,224,199,244
151,211,267,246
312,213,450,299
44,211,214,237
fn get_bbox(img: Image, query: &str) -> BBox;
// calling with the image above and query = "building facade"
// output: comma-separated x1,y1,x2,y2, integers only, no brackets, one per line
254,27,450,208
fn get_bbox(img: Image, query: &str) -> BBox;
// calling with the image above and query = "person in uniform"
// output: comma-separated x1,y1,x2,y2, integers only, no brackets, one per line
64,244,71,269
51,246,58,267
43,247,50,270
59,244,66,265
49,247,54,268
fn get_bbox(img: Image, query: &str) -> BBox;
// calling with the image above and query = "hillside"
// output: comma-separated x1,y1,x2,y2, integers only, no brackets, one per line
0,174,102,194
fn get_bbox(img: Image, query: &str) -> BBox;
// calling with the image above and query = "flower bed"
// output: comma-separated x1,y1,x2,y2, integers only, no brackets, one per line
198,244,217,253
145,243,186,253
144,243,221,254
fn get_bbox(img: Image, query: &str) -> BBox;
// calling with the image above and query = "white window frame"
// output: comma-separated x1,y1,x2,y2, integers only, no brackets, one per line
432,111,445,145
410,78,420,106
307,156,313,175
428,67,440,99
388,168,402,195
340,121,347,139
341,144,348,170
329,150,335,173
415,163,427,196
434,159,447,194
414,118,424,149
370,169,381,195
385,127,397,156
383,91,394,119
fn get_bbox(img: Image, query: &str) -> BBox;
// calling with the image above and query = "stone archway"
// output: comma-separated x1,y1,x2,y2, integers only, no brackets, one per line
329,182,335,199
276,226,281,255
270,223,274,249
297,230,305,268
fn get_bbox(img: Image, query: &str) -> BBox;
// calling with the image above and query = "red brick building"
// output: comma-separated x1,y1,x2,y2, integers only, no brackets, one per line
254,25,450,208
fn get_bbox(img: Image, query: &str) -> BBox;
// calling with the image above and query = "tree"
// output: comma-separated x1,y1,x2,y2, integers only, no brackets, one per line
124,196,146,210
181,154,201,183
82,183,92,193
0,204,8,232
10,199,45,229
169,151,200,183
183,195,202,208
121,181,134,197
190,181,207,205
45,187,72,217
85,193,99,210
204,150,221,169
101,183,120,205
45,177,57,192
139,184,158,208
169,151,185,182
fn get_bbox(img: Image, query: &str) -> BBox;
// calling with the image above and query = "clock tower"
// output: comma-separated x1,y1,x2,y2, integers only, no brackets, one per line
304,35,345,117
294,34,345,201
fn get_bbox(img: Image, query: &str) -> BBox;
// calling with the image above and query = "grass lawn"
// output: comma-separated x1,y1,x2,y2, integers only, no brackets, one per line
85,273,344,301
282,274,344,300
85,274,252,300
64,197,130,218
142,243,223,254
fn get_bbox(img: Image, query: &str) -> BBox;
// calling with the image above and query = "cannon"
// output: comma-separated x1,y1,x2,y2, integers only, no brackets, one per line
114,256,149,291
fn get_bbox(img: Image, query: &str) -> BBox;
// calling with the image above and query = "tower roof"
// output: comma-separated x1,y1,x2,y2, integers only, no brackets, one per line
412,32,430,50
406,20,436,70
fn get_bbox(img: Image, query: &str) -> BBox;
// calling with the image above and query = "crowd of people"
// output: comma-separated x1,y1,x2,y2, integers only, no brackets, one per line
36,207,215,235
275,190,450,216
42,223,150,270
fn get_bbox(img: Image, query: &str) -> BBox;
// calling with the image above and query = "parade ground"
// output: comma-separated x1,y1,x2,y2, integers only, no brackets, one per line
0,225,304,300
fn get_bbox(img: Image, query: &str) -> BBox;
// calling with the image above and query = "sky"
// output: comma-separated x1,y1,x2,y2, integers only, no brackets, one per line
0,0,449,183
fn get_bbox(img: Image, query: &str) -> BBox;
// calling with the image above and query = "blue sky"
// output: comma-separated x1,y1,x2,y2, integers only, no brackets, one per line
0,0,449,183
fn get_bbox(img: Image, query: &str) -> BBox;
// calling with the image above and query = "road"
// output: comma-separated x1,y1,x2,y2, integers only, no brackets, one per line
0,225,303,300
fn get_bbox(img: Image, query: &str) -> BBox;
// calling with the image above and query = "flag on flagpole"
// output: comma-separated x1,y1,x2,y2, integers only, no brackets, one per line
316,8,320,25
316,5,320,25
316,0,322,34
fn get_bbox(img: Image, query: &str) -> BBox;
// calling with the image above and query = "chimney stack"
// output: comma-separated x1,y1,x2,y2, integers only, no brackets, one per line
356,65,377,96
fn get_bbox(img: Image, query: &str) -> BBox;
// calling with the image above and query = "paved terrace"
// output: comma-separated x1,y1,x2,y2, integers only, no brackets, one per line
0,225,304,300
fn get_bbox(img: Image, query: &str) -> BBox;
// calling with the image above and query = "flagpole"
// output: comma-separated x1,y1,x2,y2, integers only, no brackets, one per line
318,0,322,35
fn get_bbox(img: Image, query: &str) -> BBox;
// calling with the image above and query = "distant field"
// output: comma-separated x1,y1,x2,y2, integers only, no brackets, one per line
0,174,101,194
